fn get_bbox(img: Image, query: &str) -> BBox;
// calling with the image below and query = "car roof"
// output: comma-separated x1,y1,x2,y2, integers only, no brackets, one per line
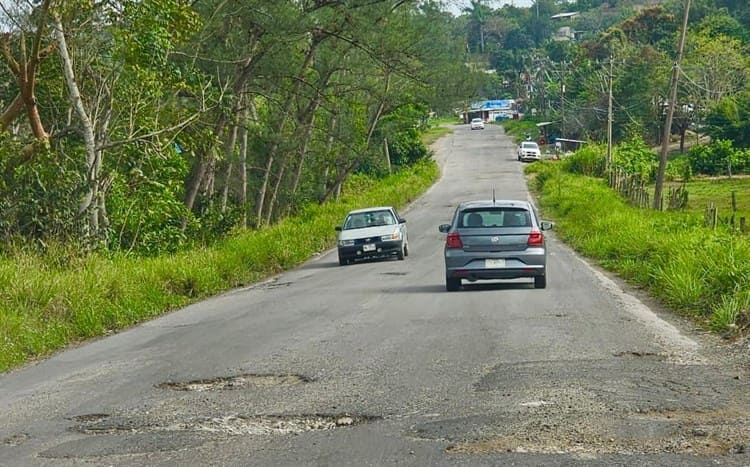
346,206,394,215
522,142,538,146
456,199,532,210
471,118,482,121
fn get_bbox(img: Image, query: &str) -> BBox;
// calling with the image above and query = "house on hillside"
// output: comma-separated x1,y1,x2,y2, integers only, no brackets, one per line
551,12,583,41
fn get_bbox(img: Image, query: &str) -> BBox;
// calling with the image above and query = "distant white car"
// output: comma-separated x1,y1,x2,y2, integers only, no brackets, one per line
517,141,541,162
470,118,485,130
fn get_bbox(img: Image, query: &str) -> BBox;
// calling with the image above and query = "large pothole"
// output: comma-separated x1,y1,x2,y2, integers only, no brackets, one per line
156,373,312,391
72,413,378,436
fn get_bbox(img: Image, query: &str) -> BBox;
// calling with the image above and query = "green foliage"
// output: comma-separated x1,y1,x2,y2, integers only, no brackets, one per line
665,154,692,181
562,142,607,177
611,137,658,181
106,145,195,255
688,139,750,176
0,139,86,248
387,128,430,167
705,90,750,149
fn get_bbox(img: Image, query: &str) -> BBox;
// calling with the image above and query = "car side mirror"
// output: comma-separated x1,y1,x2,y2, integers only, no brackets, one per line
438,224,451,233
399,218,406,224
335,226,342,231
540,221,554,231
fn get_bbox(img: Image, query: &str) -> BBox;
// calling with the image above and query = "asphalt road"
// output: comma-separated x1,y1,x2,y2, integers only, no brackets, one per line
1,124,749,466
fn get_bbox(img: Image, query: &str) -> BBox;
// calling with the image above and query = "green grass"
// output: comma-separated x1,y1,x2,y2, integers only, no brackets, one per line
422,120,456,146
0,160,440,372
672,177,750,227
529,161,750,334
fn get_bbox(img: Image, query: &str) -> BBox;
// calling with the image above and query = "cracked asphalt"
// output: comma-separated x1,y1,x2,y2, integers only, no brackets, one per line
1,124,749,466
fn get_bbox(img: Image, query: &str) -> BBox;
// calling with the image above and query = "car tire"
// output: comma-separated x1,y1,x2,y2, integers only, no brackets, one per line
403,243,409,257
397,243,405,260
534,275,546,289
339,256,349,266
446,277,461,292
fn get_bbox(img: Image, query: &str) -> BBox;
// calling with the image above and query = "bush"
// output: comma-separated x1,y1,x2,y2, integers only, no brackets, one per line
612,137,658,181
687,139,750,176
562,142,606,177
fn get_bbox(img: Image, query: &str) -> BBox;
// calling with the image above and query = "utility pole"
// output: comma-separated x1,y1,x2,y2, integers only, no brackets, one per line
560,61,566,137
606,56,614,172
654,0,690,210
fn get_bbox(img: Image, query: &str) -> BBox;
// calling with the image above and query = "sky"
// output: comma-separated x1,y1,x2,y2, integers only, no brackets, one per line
444,0,535,16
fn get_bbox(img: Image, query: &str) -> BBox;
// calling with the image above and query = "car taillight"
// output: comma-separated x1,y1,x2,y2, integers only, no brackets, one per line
446,232,463,249
528,229,544,246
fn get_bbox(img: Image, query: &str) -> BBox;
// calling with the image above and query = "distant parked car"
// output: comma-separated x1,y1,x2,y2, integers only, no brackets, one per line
438,199,553,291
336,206,408,265
517,141,541,162
470,118,485,130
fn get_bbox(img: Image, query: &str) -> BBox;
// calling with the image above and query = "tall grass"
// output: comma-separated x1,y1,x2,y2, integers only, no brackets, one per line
0,161,440,372
530,161,750,333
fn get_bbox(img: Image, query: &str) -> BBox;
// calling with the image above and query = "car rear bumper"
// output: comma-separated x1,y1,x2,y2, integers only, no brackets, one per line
446,265,545,280
519,153,541,161
338,240,403,261
444,251,546,279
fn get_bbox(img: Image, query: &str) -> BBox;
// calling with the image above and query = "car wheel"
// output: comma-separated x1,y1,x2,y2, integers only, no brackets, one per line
397,243,405,260
403,243,409,257
534,275,546,289
446,277,461,292
338,256,349,266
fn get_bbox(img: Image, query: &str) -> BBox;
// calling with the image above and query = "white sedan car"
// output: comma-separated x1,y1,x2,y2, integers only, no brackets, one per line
335,206,408,265
518,141,542,162
470,118,485,130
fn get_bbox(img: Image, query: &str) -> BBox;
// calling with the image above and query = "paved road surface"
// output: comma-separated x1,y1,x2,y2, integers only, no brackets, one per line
1,124,749,466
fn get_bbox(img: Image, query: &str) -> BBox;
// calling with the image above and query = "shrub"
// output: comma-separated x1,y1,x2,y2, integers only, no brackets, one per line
562,142,606,177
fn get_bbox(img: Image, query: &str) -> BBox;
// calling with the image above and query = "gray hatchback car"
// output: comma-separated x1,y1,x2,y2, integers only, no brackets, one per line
438,200,553,291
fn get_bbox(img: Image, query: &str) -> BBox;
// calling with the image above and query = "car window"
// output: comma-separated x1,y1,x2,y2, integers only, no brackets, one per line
522,142,538,149
459,209,530,228
344,210,395,229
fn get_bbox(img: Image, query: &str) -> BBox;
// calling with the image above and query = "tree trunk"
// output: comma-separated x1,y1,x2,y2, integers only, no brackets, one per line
0,95,25,131
184,40,262,213
257,37,321,226
220,123,239,212
239,110,249,228
0,0,54,144
365,70,391,148
53,14,103,238
319,115,338,201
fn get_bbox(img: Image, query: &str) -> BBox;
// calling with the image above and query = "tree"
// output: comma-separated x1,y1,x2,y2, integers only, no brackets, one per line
0,0,55,147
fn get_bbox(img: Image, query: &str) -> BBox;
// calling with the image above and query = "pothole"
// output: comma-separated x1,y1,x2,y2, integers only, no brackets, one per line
3,432,30,446
614,351,664,360
432,408,750,457
74,414,379,436
256,280,293,290
69,414,110,423
173,414,377,435
156,373,312,391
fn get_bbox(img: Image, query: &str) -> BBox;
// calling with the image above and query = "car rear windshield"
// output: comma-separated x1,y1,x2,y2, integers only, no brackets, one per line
522,142,538,149
459,208,530,228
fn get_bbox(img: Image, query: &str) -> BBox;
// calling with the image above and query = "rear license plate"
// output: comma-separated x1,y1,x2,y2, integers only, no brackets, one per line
363,244,376,252
485,259,505,268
